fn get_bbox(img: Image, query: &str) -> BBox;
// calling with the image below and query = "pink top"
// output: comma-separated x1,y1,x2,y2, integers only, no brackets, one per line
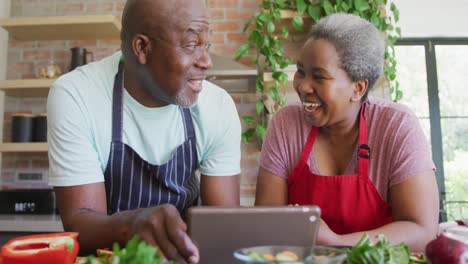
260,96,435,202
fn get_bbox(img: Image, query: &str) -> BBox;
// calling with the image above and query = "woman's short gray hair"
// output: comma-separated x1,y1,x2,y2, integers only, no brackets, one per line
308,13,385,98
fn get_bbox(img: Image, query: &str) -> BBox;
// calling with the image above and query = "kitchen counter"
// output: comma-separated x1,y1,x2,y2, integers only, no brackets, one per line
0,214,63,232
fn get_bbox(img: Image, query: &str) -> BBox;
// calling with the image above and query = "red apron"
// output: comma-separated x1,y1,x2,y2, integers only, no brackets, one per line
288,104,393,234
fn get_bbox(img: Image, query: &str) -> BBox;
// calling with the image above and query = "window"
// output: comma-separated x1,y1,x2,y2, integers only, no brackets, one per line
395,38,468,221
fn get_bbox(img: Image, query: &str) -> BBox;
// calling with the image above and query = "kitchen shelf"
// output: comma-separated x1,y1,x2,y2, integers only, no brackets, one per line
0,79,54,97
0,143,48,153
0,15,121,41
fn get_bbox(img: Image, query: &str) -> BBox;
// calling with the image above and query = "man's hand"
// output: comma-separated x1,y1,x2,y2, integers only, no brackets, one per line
128,204,199,264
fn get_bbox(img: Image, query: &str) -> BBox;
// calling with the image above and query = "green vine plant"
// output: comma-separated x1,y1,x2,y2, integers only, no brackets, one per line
235,0,401,143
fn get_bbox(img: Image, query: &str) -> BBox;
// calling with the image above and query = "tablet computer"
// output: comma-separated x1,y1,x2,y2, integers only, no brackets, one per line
188,206,321,264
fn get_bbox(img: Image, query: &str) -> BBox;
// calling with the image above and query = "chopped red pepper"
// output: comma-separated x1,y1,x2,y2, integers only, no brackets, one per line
1,232,79,264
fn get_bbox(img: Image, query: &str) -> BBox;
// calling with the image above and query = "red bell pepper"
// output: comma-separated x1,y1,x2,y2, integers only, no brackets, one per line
1,232,79,264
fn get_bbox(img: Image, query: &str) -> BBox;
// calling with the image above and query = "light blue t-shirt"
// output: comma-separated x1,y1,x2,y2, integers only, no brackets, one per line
47,52,241,186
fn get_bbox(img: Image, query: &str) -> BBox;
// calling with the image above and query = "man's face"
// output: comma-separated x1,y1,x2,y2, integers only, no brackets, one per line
146,0,212,107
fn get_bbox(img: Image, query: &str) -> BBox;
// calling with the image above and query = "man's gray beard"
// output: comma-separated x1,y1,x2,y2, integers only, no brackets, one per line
174,90,198,108
139,65,177,105
138,65,198,108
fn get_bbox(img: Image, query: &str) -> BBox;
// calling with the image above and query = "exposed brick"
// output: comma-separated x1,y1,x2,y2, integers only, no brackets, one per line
227,33,248,44
23,50,51,61
37,41,67,48
68,40,98,48
8,62,35,75
230,94,241,104
211,21,242,32
209,9,224,20
208,0,239,8
9,40,37,49
85,3,114,13
209,33,225,44
241,0,262,8
20,4,55,17
56,3,84,14
2,160,30,169
52,50,70,61
98,38,121,47
32,160,50,168
226,9,257,19
7,51,21,64
240,184,256,196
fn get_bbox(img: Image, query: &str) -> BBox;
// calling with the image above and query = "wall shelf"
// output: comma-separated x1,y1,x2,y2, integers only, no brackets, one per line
0,79,54,97
0,143,48,153
0,15,121,41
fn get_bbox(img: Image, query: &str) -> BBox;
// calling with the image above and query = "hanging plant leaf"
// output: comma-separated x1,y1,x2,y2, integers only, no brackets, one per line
269,87,279,102
395,89,403,101
256,125,267,140
256,75,264,92
263,35,271,47
282,26,289,39
323,0,335,16
292,15,304,31
258,12,271,22
295,0,307,15
267,21,276,33
354,0,370,12
390,3,399,22
280,96,288,106
242,116,257,125
234,44,249,60
340,2,350,12
370,13,380,27
242,128,256,142
249,30,262,46
274,0,287,8
256,100,265,115
308,4,322,22
272,9,281,20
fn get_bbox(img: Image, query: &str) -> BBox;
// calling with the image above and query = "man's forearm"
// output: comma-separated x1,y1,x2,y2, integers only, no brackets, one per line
62,209,134,254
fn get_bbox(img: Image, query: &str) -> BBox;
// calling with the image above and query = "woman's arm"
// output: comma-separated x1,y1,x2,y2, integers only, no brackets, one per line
321,171,439,251
255,167,288,206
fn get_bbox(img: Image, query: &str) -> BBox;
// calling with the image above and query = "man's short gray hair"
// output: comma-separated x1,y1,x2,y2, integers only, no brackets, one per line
309,13,385,97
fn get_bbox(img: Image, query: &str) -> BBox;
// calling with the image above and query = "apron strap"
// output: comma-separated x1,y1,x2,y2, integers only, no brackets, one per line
111,61,124,142
181,107,196,140
357,103,370,177
299,126,318,165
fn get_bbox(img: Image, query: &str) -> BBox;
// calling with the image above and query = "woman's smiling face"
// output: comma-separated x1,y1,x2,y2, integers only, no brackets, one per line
293,38,358,127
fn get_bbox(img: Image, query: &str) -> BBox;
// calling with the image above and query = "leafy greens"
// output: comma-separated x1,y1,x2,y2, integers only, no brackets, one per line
346,234,412,264
85,235,172,264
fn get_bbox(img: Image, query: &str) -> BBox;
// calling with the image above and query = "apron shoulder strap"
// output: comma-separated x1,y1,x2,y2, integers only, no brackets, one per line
111,61,125,142
181,107,196,140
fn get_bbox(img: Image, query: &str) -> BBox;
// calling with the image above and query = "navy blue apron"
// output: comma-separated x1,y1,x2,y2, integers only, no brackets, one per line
104,61,199,216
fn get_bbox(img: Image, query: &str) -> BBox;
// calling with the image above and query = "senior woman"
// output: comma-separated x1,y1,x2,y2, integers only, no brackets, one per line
255,13,439,251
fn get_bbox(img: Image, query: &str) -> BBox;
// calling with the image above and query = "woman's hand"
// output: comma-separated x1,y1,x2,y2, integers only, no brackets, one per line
317,218,340,245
